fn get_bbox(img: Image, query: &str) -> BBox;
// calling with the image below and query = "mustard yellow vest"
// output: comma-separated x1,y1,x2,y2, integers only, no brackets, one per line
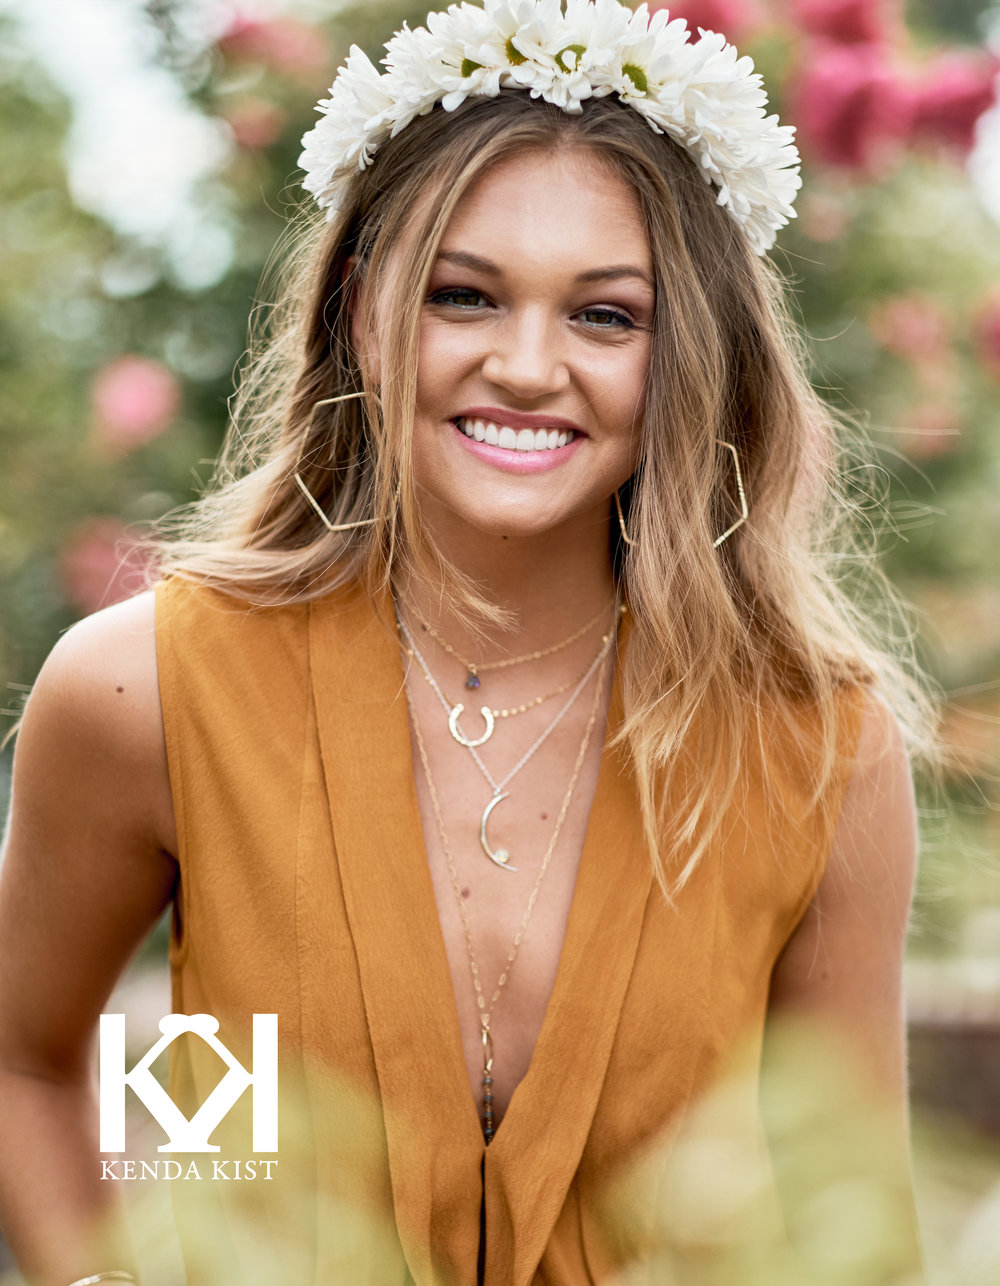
155,576,862,1285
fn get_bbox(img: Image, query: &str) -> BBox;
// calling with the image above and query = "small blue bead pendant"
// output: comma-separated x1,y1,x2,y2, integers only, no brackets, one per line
465,671,480,690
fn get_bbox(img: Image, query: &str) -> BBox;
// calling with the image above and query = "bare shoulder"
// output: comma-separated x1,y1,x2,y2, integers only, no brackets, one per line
11,588,174,856
830,686,917,907
1,591,178,1069
767,689,918,1090
38,588,158,711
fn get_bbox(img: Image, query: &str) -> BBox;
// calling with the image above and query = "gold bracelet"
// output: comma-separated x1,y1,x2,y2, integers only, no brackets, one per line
65,1274,137,1286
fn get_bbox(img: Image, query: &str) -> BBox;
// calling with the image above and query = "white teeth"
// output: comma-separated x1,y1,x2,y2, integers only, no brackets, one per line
456,418,575,451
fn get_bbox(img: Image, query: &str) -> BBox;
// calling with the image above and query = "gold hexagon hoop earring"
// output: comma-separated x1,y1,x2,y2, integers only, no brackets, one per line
292,389,382,533
614,489,636,548
614,440,748,551
712,440,749,549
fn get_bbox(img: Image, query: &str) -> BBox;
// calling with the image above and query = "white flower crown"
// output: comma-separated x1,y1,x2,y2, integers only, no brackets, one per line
299,0,801,255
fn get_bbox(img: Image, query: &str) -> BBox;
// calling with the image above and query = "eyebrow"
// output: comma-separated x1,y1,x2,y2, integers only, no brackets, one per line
436,249,654,288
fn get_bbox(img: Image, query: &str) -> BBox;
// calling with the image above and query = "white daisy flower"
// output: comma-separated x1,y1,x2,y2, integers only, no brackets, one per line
298,0,801,252
474,0,567,73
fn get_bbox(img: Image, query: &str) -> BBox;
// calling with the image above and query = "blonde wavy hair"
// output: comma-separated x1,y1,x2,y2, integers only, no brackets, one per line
156,92,935,893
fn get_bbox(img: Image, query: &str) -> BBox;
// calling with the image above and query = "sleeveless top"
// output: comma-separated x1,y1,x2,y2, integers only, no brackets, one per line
155,575,863,1286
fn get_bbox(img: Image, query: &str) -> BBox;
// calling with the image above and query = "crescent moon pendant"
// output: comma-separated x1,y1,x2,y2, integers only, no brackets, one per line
448,703,495,748
480,792,517,871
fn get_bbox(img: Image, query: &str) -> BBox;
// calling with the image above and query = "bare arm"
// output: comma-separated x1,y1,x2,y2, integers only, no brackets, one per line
764,691,924,1275
0,591,177,1284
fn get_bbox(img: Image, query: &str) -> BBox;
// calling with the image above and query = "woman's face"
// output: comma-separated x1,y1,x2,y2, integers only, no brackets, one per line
409,145,654,543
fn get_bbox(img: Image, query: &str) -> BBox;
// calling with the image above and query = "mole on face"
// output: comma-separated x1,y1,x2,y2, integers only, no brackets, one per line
116,686,124,694
461,887,471,899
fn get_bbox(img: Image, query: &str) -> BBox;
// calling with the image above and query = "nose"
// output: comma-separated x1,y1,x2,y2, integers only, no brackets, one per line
480,308,570,400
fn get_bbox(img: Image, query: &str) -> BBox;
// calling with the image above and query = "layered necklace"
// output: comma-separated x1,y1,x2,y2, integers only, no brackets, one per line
397,601,621,1143
404,643,610,1144
412,603,611,750
398,615,617,871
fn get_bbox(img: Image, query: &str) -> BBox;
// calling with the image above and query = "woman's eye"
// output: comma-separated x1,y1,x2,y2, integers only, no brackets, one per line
428,288,488,309
578,307,634,329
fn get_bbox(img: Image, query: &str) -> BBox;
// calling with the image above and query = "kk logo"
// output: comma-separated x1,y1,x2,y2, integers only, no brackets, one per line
99,1013,278,1153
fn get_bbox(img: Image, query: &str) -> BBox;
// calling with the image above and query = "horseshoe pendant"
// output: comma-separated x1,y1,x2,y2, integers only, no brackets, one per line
480,792,516,871
448,702,495,748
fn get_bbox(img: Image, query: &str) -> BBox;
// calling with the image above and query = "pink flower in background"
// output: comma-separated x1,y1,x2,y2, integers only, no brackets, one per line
913,52,999,152
91,356,180,449
976,292,1000,379
648,0,763,39
60,518,151,616
868,292,950,364
218,14,328,79
791,43,914,171
893,403,961,460
792,0,902,47
870,294,958,453
796,189,852,241
225,98,288,150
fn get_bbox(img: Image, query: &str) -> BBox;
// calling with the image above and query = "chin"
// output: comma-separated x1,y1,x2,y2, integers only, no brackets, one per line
420,486,610,547
453,506,567,541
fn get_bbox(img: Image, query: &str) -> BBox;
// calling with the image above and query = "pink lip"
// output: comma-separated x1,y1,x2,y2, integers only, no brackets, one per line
455,406,585,434
451,422,584,474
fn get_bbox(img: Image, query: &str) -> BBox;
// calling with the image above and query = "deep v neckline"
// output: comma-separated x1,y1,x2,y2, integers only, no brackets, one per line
309,584,653,1286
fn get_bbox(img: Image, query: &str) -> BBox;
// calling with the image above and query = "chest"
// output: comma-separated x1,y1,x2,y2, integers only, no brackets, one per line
403,661,610,1129
160,585,847,1286
165,589,832,1174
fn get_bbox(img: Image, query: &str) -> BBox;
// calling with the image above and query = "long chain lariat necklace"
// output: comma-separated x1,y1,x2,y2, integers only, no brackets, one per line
397,615,616,872
405,649,609,1145
421,602,610,692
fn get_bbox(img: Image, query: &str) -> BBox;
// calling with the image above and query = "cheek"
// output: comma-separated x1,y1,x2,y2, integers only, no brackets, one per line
609,347,650,474
591,343,650,426
415,320,481,409
414,319,443,411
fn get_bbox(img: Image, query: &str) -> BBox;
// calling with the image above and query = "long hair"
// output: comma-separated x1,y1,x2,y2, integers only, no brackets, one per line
155,91,936,893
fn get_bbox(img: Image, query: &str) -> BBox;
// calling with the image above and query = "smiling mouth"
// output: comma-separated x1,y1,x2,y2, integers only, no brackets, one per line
454,417,577,452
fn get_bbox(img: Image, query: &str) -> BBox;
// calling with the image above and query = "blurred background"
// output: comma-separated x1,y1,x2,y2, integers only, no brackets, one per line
0,0,997,1280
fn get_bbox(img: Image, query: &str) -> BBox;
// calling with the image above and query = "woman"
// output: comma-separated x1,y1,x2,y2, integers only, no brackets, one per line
0,2,932,1283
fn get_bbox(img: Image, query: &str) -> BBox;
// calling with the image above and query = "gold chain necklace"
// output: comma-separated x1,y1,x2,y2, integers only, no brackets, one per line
399,616,616,870
420,601,612,691
405,652,608,1145
400,613,617,750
